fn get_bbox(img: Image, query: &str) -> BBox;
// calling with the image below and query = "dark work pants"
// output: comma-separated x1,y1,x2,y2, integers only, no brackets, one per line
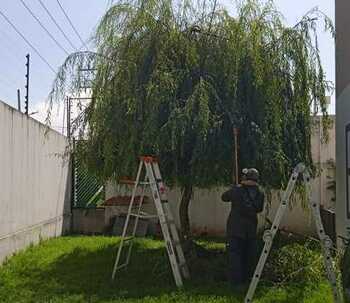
227,236,258,286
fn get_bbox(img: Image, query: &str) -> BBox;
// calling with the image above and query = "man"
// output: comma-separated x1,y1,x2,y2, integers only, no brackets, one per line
221,168,265,287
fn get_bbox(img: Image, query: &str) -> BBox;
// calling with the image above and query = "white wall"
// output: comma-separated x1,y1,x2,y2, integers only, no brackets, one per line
106,117,336,237
0,101,71,262
335,0,350,248
311,116,336,210
105,186,321,237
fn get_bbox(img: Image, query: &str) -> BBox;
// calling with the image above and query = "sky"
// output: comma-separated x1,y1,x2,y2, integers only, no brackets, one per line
0,0,335,132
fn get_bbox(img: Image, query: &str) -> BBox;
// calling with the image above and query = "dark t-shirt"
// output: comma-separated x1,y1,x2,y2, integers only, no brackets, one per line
221,184,264,239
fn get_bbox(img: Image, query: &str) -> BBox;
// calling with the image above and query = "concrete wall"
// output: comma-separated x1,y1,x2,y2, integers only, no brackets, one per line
72,208,105,234
105,119,336,237
335,0,350,247
0,101,71,262
311,116,336,210
105,188,329,238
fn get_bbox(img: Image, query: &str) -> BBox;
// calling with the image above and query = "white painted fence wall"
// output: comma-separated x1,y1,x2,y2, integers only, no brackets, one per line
0,101,71,262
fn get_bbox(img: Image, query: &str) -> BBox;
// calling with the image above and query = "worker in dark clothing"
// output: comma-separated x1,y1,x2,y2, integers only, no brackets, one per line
221,168,265,287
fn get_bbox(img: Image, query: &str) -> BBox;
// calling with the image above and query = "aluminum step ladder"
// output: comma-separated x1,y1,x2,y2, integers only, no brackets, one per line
244,163,342,303
111,156,190,287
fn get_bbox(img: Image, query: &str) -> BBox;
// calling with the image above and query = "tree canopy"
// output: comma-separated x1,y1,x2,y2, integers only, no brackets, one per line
51,0,333,192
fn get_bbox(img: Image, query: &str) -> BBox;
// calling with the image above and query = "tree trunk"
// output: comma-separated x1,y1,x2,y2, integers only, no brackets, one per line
179,184,193,241
179,184,214,260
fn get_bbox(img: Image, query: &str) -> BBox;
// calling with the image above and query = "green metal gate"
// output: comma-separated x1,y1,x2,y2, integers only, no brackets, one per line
72,142,104,208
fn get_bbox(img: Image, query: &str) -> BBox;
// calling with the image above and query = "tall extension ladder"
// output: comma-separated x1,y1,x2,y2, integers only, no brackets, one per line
245,163,342,303
111,156,190,287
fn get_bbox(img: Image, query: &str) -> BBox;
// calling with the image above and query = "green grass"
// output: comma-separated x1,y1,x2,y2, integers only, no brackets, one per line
0,236,334,303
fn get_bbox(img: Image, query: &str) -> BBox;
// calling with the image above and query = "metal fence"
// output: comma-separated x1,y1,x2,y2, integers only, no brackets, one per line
72,141,104,208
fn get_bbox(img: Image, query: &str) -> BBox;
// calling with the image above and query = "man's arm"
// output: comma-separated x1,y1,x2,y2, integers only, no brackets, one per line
253,191,265,213
221,186,238,202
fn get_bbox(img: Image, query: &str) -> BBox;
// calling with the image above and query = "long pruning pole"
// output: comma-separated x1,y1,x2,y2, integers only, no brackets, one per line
233,127,239,185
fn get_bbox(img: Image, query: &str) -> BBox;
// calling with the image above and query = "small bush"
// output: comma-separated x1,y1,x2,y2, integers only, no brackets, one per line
190,234,326,288
263,239,324,286
341,243,350,302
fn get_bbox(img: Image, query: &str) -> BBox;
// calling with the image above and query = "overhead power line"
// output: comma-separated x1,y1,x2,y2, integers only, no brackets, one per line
0,8,56,74
37,0,78,52
19,0,70,56
56,0,88,50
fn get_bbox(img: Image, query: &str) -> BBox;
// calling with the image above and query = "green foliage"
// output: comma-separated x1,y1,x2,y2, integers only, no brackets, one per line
264,240,324,285
0,236,334,302
342,243,350,302
51,0,333,190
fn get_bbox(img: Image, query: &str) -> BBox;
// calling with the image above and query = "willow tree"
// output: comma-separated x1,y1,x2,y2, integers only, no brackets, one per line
51,0,333,239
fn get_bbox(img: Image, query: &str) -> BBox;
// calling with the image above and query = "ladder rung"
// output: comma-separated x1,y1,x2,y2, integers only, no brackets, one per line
119,179,151,186
130,213,158,219
122,237,135,243
116,263,128,271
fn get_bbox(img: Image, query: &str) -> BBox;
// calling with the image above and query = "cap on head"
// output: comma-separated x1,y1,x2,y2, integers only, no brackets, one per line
246,168,259,181
242,168,249,175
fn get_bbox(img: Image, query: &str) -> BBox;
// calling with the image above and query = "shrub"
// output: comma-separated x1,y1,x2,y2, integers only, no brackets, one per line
263,239,324,286
341,243,350,302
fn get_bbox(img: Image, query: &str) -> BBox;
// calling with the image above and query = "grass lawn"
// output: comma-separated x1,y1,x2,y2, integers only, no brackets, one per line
0,236,334,303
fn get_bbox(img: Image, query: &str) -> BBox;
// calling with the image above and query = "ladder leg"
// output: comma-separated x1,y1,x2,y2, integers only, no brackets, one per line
130,183,147,237
112,161,144,280
152,162,190,279
125,182,147,266
245,164,303,303
164,203,190,278
145,161,184,288
303,172,342,303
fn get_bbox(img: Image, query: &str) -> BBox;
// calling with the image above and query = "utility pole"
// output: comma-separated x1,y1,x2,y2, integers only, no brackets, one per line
17,89,21,112
24,54,30,115
78,67,97,90
66,96,71,140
